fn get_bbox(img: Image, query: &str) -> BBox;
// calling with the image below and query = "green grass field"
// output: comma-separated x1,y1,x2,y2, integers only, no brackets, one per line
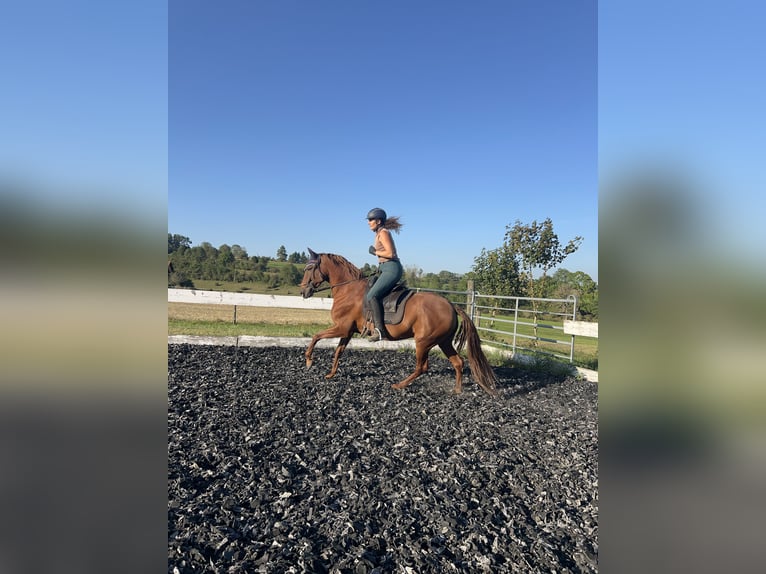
187,278,308,297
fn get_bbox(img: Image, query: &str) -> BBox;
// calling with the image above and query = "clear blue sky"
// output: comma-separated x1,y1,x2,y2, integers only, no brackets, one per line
168,0,598,279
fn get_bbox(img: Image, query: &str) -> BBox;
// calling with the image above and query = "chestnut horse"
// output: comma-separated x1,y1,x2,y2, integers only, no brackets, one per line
299,249,498,396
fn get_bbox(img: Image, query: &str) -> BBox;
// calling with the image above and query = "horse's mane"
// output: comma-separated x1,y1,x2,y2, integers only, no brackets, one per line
322,253,364,279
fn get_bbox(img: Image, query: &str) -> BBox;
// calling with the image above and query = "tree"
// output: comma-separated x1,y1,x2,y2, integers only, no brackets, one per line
231,244,248,260
471,246,522,297
506,218,582,298
200,242,217,259
229,244,248,282
361,263,377,277
505,218,583,342
403,265,423,286
168,269,194,288
188,245,207,277
276,245,288,262
217,245,235,281
470,246,523,330
168,233,191,254
280,263,303,287
550,268,598,320
251,256,270,272
288,251,308,264
267,273,281,289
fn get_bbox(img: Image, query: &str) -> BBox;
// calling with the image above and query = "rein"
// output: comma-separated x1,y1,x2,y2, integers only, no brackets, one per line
310,275,368,294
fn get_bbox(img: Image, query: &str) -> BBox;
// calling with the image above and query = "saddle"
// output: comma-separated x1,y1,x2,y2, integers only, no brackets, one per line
363,279,415,326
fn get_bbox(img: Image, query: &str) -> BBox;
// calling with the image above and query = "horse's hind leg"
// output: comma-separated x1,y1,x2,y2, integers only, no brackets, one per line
392,343,431,390
438,340,465,394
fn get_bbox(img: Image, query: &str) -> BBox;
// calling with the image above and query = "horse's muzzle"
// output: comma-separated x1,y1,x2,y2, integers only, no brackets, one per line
300,285,314,299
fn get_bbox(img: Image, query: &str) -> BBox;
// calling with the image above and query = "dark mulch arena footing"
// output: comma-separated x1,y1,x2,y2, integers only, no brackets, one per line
168,344,598,573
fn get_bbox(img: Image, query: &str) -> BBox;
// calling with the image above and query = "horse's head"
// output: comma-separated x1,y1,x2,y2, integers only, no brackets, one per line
300,248,327,298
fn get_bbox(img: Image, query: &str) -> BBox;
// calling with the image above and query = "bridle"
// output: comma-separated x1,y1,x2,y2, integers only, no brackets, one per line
301,261,330,293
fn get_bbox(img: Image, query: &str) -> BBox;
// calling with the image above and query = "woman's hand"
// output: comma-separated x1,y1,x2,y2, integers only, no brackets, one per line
369,245,377,255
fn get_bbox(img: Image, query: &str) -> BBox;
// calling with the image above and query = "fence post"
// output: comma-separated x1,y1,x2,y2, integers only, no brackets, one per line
568,295,576,363
233,305,237,324
513,297,519,353
466,280,475,321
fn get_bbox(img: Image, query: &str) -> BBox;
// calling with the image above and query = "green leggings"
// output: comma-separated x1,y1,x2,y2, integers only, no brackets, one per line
366,260,403,303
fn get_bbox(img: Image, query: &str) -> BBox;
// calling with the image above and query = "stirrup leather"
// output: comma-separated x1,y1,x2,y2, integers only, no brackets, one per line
360,312,374,337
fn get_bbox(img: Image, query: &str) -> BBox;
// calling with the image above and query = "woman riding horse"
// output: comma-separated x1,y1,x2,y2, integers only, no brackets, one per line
365,207,403,342
299,250,498,396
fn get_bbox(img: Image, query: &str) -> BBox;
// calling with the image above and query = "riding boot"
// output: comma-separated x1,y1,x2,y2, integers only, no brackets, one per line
366,298,389,342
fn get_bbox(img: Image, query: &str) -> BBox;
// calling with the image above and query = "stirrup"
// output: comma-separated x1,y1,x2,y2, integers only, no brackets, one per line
366,328,384,342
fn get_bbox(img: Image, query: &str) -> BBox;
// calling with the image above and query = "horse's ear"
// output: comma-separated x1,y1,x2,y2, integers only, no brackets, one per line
307,247,318,259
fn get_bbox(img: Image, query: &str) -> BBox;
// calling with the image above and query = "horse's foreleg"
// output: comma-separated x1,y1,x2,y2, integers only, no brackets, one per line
392,343,431,390
305,343,314,368
305,325,353,378
325,336,351,379
305,334,321,368
305,324,351,369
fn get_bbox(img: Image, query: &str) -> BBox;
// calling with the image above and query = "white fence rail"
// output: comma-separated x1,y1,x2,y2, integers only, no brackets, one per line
168,288,333,310
563,320,598,338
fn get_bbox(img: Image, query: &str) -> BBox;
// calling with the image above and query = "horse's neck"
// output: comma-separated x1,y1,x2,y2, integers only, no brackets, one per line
323,256,360,284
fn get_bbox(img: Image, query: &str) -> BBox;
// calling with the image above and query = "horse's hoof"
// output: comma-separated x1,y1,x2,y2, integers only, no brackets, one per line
306,360,313,368
391,383,405,390
450,388,463,395
325,372,336,380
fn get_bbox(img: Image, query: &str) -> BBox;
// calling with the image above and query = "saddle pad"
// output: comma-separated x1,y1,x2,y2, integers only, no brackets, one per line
382,288,415,324
363,283,415,326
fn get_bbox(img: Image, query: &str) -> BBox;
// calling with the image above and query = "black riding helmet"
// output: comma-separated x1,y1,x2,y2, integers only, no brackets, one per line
366,207,386,222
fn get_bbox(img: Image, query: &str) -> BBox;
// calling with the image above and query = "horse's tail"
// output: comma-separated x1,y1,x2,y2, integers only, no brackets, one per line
453,305,499,397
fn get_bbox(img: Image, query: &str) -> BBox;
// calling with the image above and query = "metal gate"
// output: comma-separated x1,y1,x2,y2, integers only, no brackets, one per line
469,292,578,362
414,287,578,362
